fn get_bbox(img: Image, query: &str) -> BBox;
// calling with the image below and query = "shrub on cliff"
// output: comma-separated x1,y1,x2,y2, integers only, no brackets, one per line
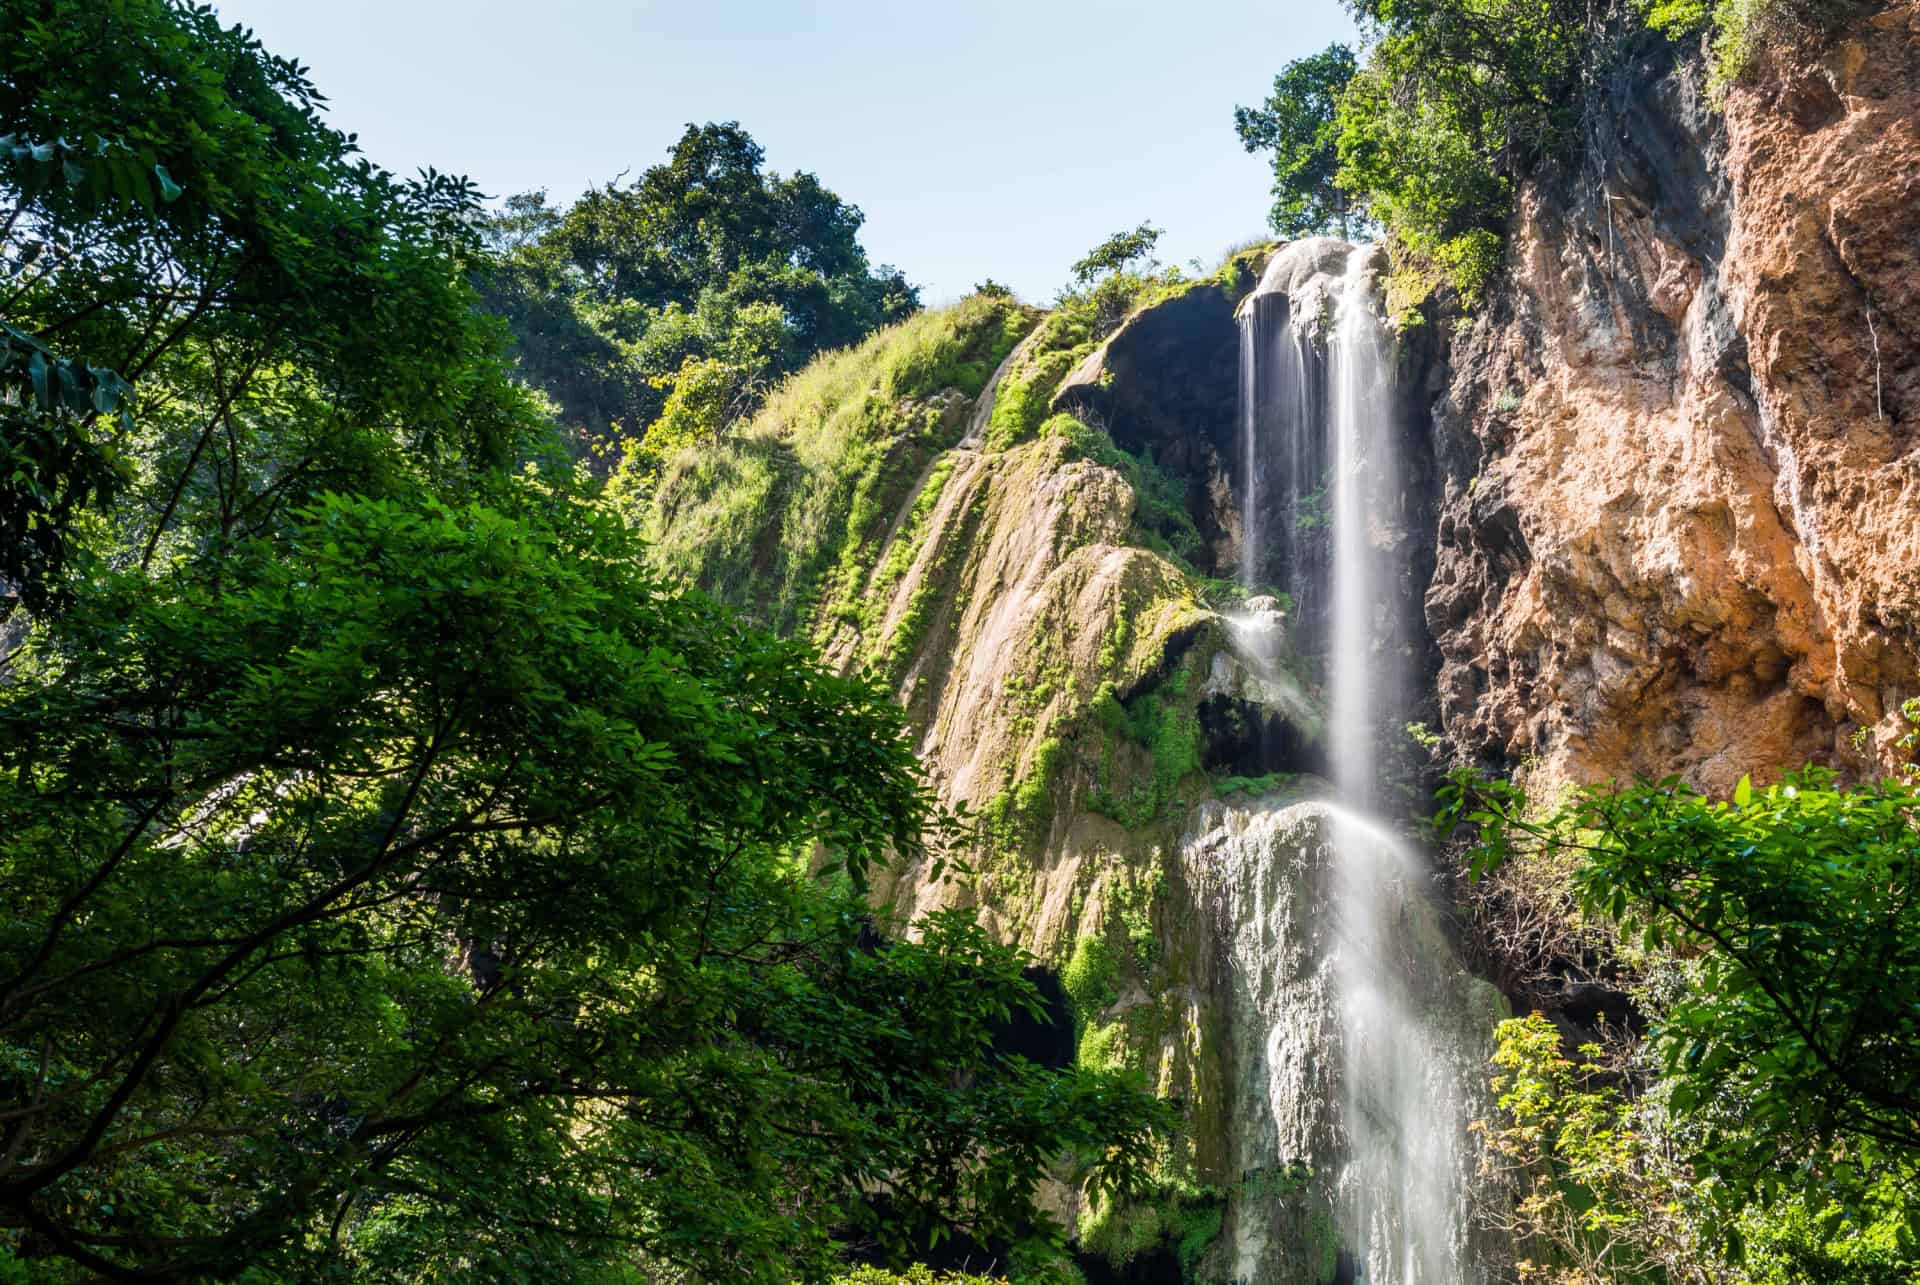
1638,0,1872,95
1445,767,1920,1282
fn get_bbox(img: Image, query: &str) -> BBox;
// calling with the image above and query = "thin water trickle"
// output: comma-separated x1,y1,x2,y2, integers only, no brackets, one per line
1239,304,1261,591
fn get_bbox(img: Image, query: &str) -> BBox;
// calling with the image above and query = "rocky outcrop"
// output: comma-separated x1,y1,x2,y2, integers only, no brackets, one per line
1429,1,1920,792
648,17,1920,1263
1050,280,1245,576
1183,800,1506,1284
652,261,1408,1271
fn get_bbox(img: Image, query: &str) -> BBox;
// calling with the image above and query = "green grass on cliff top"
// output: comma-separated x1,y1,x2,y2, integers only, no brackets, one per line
643,292,1032,633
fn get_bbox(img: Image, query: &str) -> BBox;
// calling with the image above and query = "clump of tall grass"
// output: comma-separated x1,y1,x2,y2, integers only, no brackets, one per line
645,292,1031,633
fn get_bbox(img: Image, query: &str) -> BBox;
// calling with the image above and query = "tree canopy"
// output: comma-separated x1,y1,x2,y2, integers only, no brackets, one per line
0,485,1165,1280
0,3,1168,1279
479,122,920,468
1233,44,1363,239
0,0,518,614
1068,223,1163,285
1239,0,1863,310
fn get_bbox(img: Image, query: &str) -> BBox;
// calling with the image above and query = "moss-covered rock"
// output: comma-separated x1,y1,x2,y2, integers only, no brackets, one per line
644,267,1341,1279
645,291,1033,634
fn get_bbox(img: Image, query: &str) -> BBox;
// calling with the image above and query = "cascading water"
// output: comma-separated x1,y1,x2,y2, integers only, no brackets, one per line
1191,240,1504,1284
1235,262,1324,616
1326,250,1466,1282
1327,247,1395,807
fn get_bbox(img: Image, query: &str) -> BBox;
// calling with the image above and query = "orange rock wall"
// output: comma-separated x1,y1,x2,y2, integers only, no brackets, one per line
1428,2,1920,790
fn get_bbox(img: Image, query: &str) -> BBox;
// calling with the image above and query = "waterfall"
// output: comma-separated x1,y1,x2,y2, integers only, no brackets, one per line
1201,241,1501,1284
1235,271,1322,619
1328,248,1394,807
1325,249,1466,1285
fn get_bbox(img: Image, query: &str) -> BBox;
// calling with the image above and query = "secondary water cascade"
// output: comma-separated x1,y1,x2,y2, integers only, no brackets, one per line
1189,240,1503,1283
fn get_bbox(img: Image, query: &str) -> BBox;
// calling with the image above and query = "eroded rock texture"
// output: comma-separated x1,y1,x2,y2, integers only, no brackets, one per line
1430,1,1920,791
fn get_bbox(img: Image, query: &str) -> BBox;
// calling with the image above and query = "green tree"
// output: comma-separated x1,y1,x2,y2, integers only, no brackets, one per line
480,123,920,455
0,4,1171,1278
1337,0,1582,306
1069,223,1163,285
1443,766,1920,1279
0,0,530,616
1232,0,1588,308
0,486,1167,1280
1234,43,1363,239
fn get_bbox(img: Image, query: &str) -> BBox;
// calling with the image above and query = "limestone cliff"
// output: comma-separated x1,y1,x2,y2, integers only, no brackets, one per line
1428,0,1920,792
648,245,1498,1281
650,264,1319,1177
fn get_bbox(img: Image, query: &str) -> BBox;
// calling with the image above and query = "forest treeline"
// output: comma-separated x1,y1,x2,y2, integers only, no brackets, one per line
478,125,919,472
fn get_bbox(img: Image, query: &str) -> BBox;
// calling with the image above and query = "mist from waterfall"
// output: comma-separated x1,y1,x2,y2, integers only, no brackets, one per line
1216,241,1487,1284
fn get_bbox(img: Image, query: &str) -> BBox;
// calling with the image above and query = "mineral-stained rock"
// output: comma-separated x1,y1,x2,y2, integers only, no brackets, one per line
1181,798,1507,1284
1429,1,1920,792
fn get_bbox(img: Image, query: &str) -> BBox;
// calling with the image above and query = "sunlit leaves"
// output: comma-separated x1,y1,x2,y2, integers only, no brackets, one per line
1447,764,1920,1269
0,483,1168,1280
1234,44,1364,239
0,131,185,215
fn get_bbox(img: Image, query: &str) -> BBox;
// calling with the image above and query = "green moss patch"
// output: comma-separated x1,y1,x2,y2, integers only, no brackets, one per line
645,291,1033,635
1089,665,1205,830
1045,414,1203,567
1061,934,1119,1025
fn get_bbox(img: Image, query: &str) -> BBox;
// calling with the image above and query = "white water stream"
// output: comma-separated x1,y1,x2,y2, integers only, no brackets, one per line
1200,242,1498,1284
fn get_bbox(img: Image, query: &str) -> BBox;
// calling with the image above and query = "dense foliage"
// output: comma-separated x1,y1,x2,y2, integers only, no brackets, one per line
1443,768,1920,1283
1233,44,1363,239
0,0,514,613
479,123,919,470
0,3,1170,1279
1240,0,1870,310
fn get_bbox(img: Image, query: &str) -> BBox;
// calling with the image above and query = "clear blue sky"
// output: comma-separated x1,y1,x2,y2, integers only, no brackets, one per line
210,1,1357,303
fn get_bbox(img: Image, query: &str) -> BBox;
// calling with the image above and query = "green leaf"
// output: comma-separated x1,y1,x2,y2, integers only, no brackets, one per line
1734,774,1752,808
27,349,49,408
153,163,182,202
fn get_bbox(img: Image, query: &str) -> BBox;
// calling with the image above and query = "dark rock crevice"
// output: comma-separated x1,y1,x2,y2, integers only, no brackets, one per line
1051,283,1244,579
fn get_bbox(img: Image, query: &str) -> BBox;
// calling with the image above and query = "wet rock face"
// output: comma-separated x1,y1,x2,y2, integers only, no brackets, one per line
1180,800,1508,1285
1429,2,1920,791
1051,283,1244,575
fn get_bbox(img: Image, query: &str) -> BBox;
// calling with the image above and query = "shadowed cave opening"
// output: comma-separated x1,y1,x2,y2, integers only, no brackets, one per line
990,966,1075,1070
1051,283,1243,580
861,926,1077,1072
1197,693,1322,780
1075,1245,1186,1284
